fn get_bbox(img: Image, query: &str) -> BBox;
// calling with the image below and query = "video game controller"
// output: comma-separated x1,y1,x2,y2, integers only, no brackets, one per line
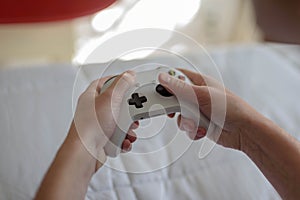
100,66,211,157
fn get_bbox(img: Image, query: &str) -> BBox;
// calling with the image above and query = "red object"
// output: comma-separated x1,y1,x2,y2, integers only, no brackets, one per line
0,0,116,23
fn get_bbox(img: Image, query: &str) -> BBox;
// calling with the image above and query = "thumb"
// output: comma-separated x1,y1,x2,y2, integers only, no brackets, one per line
104,71,136,98
158,72,213,120
159,73,227,133
98,70,136,128
158,72,197,104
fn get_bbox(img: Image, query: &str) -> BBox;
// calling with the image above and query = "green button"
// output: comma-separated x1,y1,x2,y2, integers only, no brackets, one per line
168,70,176,76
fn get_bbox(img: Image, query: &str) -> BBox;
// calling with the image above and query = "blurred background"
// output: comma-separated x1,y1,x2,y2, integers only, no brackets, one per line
0,0,262,68
1,1,300,199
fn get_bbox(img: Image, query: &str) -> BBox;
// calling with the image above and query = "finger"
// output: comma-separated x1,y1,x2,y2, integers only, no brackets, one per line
84,76,114,95
178,75,186,81
187,132,198,140
177,114,181,128
196,127,207,138
176,70,229,118
129,121,139,130
186,127,207,140
177,114,196,133
193,86,227,125
178,68,228,91
168,113,176,118
134,121,139,126
121,139,132,152
83,79,100,95
177,114,207,140
164,75,185,95
98,71,136,118
160,74,213,121
177,68,207,86
96,75,114,94
158,72,197,102
126,130,137,143
103,71,136,97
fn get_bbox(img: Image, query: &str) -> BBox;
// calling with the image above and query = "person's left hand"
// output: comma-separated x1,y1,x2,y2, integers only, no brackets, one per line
71,71,138,169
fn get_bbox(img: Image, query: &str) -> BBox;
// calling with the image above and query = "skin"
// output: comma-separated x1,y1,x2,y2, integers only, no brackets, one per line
34,71,139,200
35,68,300,200
35,1,300,199
159,70,300,200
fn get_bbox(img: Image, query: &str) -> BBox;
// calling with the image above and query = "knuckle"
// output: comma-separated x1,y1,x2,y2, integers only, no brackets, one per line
78,91,88,102
172,78,186,89
91,79,99,85
105,87,114,97
196,86,211,103
102,90,114,101
102,87,124,104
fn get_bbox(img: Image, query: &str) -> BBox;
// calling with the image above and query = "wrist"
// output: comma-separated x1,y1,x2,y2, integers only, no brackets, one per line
239,111,275,155
237,110,300,199
34,122,103,200
65,122,104,177
240,110,266,153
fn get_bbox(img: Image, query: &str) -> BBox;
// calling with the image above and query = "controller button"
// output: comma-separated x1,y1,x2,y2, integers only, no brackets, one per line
178,75,186,81
156,84,173,97
128,93,147,108
168,70,176,76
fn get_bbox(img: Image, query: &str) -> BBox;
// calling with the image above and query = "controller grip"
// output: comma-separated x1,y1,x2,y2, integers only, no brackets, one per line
104,126,127,157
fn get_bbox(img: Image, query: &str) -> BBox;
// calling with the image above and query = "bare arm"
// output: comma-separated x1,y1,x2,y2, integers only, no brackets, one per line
34,124,98,200
159,69,300,199
242,114,300,199
34,71,137,200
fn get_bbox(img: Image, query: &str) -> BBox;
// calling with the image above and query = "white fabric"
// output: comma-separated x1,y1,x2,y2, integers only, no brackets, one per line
1,44,299,199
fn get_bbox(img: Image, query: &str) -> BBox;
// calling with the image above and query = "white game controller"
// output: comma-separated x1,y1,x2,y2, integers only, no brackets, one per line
101,66,212,157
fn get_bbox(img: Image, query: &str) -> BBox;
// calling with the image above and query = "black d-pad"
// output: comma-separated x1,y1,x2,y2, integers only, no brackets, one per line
128,93,147,108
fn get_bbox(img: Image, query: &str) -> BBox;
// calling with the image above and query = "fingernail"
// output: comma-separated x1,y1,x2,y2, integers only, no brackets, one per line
126,144,132,152
160,73,171,84
123,70,135,79
196,127,206,137
178,75,186,81
126,70,135,77
182,121,195,132
121,71,136,86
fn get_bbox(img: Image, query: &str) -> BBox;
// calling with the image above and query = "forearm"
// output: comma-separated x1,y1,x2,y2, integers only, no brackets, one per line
34,123,99,200
242,114,300,199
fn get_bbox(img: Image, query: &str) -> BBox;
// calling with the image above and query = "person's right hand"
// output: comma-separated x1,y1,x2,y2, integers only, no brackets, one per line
158,68,264,151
